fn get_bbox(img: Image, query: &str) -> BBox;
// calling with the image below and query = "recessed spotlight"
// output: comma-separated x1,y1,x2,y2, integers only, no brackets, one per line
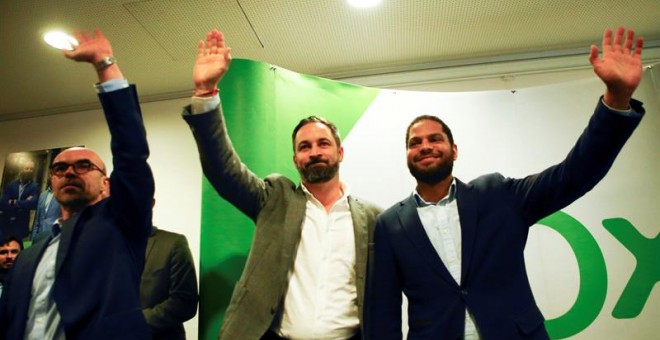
43,31,78,50
347,0,382,8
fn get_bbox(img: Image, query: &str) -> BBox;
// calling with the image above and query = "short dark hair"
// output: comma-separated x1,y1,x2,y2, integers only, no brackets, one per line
291,116,342,151
1,236,24,250
405,115,454,146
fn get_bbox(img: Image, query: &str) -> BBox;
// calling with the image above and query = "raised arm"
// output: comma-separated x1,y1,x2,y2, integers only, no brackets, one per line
589,27,644,110
183,30,267,220
63,29,153,242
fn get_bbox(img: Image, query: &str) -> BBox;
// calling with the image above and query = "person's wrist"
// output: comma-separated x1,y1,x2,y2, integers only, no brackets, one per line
193,87,218,97
94,56,117,71
603,89,632,110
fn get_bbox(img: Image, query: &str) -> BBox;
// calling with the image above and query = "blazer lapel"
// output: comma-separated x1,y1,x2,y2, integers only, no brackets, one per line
348,196,369,283
456,179,478,286
145,227,157,262
398,195,458,287
280,187,307,269
55,209,83,276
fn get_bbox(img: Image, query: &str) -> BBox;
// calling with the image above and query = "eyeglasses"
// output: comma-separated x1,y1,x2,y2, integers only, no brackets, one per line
50,160,106,177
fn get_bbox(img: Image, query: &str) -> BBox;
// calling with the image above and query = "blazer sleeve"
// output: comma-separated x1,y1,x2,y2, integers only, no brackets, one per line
182,104,267,220
511,98,644,225
0,183,17,210
16,183,39,210
98,85,154,244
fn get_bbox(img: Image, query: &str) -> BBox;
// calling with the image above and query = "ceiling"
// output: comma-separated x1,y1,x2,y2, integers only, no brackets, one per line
1,0,659,121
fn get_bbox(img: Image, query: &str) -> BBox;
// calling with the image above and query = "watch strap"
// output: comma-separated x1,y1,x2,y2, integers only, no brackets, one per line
95,56,117,71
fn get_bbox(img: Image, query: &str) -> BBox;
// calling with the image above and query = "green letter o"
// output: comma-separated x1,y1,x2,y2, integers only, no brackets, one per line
536,211,607,339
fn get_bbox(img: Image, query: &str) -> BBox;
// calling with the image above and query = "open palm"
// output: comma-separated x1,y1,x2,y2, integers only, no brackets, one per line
193,29,232,93
589,27,643,105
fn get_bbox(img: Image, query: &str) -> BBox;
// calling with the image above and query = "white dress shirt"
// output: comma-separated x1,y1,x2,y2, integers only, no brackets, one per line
277,184,359,340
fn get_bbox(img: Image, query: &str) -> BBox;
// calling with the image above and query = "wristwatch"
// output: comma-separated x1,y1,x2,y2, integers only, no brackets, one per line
95,56,117,71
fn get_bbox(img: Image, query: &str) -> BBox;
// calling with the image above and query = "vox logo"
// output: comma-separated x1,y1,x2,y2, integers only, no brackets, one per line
536,211,658,339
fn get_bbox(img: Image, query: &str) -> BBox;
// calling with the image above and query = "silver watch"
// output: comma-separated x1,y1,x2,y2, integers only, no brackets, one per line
95,56,117,71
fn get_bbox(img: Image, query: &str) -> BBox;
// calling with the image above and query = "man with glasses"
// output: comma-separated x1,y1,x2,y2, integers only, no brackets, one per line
0,29,154,339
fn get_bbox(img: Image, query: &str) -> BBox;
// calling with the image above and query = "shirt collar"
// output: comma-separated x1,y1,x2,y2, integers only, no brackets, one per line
413,178,457,207
301,182,350,206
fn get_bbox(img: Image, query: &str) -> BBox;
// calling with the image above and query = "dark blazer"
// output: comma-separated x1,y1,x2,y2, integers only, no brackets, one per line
0,179,39,240
0,86,154,340
141,227,198,340
365,98,644,340
183,104,381,340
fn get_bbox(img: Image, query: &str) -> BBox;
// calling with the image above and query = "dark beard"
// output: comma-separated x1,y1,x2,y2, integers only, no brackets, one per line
298,160,339,184
408,158,453,184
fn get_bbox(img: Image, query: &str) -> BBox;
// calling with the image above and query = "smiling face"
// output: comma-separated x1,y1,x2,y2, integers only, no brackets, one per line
406,118,457,184
292,122,344,184
50,148,109,211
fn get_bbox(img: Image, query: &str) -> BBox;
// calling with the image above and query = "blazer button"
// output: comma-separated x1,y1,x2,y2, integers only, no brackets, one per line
461,289,468,296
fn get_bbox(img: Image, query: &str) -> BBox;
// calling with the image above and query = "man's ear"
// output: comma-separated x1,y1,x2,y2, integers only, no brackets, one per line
101,176,110,197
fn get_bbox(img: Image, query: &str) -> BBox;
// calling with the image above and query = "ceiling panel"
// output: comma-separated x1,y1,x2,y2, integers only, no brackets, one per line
0,0,658,121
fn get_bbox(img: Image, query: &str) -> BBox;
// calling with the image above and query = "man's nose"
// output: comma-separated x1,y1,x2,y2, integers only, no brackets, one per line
63,166,78,177
420,140,433,150
310,144,322,156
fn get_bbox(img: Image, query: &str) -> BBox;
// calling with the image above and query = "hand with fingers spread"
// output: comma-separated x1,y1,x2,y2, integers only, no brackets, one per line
589,27,644,110
62,29,123,82
193,29,232,97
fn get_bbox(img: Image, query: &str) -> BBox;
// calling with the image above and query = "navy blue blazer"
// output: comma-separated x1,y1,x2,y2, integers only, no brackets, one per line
0,86,154,340
0,179,40,240
365,98,644,340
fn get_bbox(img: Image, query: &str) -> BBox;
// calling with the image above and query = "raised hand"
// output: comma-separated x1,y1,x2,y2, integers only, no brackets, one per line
63,29,114,65
193,29,232,97
62,29,123,82
589,27,644,110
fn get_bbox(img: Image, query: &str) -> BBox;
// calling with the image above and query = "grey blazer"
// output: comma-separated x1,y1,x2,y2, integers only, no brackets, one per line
140,227,198,340
183,105,381,340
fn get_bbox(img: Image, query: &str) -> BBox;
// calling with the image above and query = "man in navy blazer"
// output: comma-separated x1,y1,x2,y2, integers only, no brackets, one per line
0,160,40,240
365,27,647,339
0,29,154,339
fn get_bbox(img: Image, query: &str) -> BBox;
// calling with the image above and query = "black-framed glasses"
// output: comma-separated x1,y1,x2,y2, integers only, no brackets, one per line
50,160,106,177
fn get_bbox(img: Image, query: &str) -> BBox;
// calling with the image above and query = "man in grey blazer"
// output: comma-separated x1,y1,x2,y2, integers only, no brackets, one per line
140,226,198,340
182,29,381,340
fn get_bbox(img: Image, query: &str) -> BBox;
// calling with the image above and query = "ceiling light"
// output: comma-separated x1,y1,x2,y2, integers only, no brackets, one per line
347,0,382,8
43,31,78,50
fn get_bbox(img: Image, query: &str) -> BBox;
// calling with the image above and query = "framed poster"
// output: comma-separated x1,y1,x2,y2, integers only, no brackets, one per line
0,147,76,244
